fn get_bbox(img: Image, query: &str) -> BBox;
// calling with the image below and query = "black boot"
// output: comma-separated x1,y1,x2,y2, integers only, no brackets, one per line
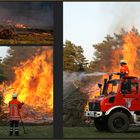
15,131,19,136
9,131,13,136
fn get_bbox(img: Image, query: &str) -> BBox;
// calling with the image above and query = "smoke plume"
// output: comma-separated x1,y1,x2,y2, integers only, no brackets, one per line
0,2,53,29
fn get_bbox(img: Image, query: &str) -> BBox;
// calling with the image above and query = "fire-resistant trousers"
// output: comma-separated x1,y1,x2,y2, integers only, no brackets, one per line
9,120,19,135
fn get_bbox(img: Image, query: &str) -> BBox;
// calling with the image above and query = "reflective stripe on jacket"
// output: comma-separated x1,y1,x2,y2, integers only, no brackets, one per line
9,99,23,121
120,65,129,76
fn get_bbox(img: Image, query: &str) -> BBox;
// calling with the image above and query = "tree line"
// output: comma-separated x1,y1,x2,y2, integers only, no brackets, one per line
0,46,46,119
63,27,139,73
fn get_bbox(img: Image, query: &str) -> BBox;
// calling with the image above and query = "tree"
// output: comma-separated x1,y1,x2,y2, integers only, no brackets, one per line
2,46,42,82
0,58,8,119
63,40,88,72
88,30,125,72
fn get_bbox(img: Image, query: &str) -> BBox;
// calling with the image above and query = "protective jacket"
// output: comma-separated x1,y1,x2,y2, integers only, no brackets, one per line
9,99,23,121
120,65,129,76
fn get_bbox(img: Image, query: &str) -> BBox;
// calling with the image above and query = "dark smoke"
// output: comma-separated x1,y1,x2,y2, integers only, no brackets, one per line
0,2,53,29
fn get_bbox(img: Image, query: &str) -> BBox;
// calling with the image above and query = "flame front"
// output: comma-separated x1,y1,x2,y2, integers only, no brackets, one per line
4,47,53,115
85,31,140,101
15,23,28,29
122,32,140,76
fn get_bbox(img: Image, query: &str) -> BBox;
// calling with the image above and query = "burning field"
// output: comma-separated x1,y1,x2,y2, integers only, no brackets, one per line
0,20,53,45
0,46,53,124
0,2,53,45
63,30,140,126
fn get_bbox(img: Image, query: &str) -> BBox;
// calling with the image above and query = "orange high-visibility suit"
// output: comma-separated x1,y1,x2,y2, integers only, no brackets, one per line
9,99,23,121
120,65,129,76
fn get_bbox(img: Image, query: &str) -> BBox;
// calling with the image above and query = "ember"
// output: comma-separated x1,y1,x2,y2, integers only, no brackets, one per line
15,23,28,29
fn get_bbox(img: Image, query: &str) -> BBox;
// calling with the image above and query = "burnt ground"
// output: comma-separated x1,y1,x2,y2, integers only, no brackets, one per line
0,26,53,45
0,125,53,138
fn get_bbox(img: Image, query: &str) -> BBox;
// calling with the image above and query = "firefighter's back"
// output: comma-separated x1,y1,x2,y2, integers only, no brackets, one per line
9,99,21,121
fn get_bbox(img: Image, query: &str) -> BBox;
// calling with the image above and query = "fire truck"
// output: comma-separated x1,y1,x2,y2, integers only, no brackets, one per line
85,74,140,132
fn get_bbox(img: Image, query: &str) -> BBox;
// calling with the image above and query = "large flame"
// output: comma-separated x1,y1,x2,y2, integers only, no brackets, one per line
85,31,140,101
122,32,140,76
4,47,53,115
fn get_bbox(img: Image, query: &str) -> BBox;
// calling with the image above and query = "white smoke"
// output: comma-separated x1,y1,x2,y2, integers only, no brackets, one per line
63,71,107,97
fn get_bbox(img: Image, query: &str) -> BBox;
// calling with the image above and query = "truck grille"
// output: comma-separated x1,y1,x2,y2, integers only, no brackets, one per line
88,102,100,111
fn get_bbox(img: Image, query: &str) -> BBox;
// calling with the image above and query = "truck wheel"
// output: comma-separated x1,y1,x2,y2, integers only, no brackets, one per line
94,117,108,131
107,112,129,132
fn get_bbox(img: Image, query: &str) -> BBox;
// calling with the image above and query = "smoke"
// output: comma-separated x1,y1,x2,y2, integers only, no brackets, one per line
0,2,53,29
63,71,107,97
107,2,140,34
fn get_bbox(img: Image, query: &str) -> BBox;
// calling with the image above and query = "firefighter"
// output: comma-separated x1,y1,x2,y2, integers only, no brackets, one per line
121,79,131,94
119,60,129,78
9,93,24,136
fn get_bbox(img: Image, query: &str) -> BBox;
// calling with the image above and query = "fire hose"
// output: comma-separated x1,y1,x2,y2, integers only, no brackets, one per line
19,111,27,134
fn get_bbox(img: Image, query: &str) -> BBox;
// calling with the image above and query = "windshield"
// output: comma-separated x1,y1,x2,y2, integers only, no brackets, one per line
107,80,120,94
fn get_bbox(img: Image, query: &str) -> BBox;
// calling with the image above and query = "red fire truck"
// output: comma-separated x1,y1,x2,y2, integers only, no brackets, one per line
85,74,140,132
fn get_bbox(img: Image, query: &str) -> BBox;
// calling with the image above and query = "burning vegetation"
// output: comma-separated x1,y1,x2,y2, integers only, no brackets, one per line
83,29,140,101
0,46,53,123
63,27,140,126
0,19,53,45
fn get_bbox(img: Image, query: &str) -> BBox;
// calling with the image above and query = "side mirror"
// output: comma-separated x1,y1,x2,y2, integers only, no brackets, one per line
98,83,102,89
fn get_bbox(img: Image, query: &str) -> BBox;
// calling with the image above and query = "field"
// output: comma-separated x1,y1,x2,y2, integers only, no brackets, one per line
63,126,140,138
0,125,53,138
0,34,53,45
0,27,53,45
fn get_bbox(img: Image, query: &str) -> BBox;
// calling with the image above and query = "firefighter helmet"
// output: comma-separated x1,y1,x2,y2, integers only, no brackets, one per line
120,60,127,64
12,93,18,98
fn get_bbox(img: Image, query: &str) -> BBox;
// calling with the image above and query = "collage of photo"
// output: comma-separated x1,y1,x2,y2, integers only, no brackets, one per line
0,2,53,138
0,1,140,140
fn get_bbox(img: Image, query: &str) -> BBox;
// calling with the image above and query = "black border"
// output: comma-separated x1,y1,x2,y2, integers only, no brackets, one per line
54,1,63,139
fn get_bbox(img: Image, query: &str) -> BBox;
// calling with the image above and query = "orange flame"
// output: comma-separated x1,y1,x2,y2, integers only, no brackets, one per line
122,32,140,76
4,47,53,115
86,31,140,100
15,23,28,29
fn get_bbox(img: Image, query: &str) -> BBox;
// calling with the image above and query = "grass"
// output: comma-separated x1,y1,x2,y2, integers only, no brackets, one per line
63,126,140,138
0,125,53,138
0,34,53,45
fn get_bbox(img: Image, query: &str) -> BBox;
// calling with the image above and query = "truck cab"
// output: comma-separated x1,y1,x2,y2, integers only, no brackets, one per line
85,75,140,132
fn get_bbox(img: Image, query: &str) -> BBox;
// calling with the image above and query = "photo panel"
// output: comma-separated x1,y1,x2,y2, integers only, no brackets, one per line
0,46,53,138
63,2,140,138
0,1,55,138
0,2,53,45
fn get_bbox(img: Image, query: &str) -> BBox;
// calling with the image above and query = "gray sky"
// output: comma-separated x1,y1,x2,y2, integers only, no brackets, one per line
64,2,140,61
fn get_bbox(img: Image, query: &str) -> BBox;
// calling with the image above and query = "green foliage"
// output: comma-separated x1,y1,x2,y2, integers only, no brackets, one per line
0,62,7,117
0,125,52,138
64,126,140,138
88,34,123,72
2,46,45,82
63,40,88,72
63,88,88,127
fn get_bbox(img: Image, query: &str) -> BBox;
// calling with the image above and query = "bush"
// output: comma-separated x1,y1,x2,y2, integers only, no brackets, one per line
0,29,15,39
